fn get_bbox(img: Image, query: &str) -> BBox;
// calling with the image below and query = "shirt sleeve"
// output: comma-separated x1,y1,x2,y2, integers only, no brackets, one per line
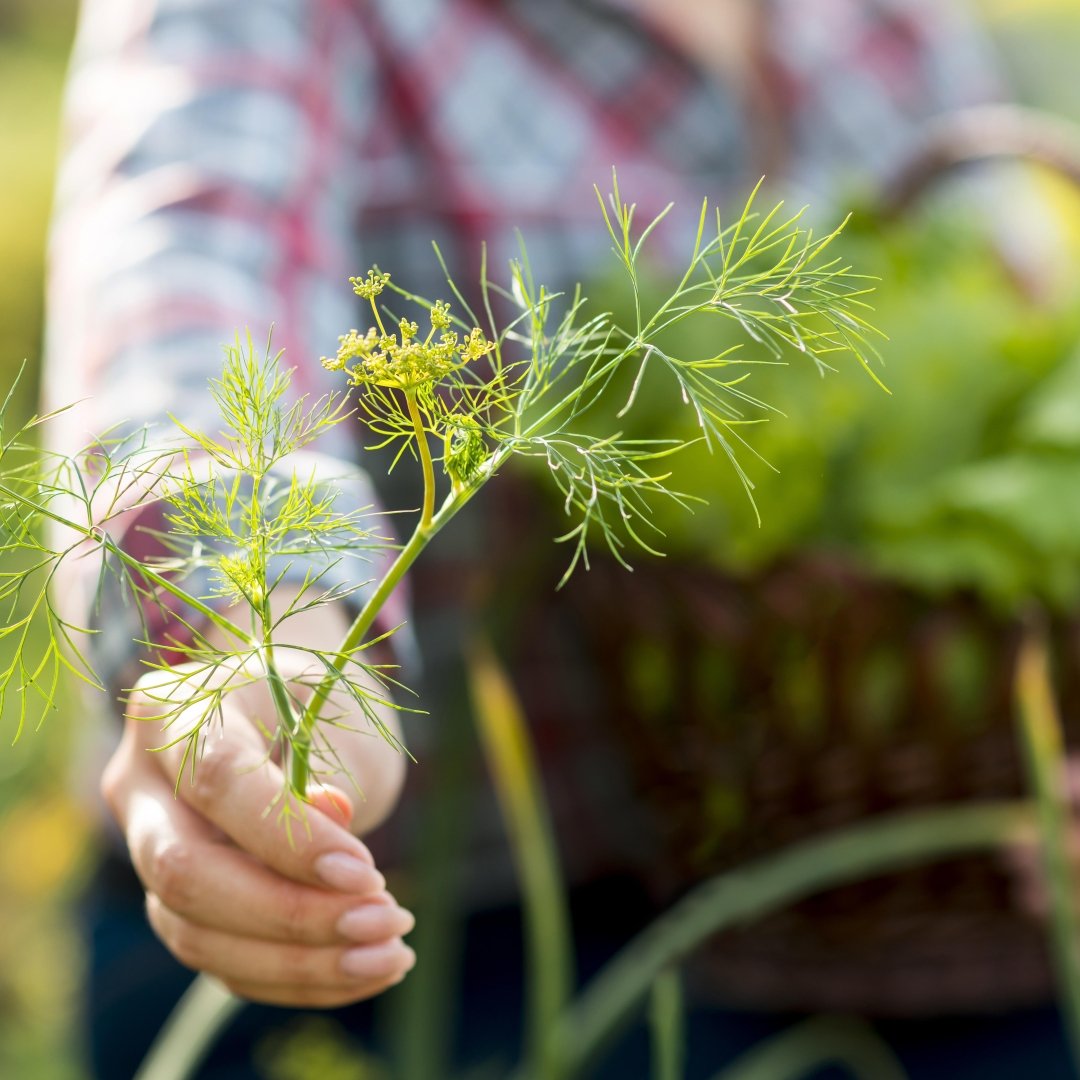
765,0,1004,203
43,0,409,700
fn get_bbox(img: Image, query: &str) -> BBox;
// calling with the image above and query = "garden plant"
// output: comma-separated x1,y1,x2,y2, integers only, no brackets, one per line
3,167,1079,1079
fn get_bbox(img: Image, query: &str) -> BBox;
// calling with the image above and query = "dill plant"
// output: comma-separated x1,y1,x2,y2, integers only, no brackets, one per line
0,177,878,827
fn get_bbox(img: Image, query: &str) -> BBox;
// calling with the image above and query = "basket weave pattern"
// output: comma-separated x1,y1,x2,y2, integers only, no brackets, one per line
552,552,1080,1015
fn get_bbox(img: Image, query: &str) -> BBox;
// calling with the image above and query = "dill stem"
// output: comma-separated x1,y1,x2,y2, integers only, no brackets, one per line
104,539,252,647
288,486,475,794
260,597,302,763
370,296,387,336
133,975,240,1080
406,389,437,529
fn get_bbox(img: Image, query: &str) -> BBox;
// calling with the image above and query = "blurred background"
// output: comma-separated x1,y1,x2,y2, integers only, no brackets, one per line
0,2,94,1077
4,0,1080,1077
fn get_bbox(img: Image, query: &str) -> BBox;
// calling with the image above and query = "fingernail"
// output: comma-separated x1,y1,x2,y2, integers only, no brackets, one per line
337,905,415,941
340,941,416,979
315,852,385,893
309,784,356,827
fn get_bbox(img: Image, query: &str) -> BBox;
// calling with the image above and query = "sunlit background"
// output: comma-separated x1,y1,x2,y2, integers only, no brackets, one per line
3,1,1080,1076
1,3,92,1077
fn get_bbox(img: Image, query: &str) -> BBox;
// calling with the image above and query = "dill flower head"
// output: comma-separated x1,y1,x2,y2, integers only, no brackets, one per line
349,270,391,300
321,298,495,392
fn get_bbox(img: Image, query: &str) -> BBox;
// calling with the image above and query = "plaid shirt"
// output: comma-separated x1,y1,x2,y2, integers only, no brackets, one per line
47,0,999,898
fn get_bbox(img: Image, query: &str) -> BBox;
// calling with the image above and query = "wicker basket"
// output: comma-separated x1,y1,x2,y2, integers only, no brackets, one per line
565,552,1078,1015
479,466,1078,1013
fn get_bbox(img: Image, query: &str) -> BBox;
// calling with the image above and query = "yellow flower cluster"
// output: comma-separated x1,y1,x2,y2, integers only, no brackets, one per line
322,299,495,393
349,269,391,300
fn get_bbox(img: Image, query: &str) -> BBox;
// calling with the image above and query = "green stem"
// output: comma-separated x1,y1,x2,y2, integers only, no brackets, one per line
260,596,301,771
710,1015,908,1080
467,636,574,1080
133,976,242,1080
406,389,436,530
288,484,478,794
1014,618,1080,1073
104,539,251,646
534,802,1032,1079
369,295,388,336
648,970,685,1080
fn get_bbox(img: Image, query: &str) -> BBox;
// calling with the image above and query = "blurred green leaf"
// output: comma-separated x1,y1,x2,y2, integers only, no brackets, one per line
573,201,1080,611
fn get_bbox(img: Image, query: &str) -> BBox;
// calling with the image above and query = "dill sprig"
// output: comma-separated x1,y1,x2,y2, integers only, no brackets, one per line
0,176,880,809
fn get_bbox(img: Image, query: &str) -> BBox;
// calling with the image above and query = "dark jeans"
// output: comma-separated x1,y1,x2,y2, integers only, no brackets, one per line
81,853,1075,1080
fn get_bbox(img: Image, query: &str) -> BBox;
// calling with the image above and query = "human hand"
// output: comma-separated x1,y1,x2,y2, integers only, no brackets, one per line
101,655,416,1008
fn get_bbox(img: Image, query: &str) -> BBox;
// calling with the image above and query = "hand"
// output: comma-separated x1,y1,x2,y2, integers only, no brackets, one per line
101,598,415,1008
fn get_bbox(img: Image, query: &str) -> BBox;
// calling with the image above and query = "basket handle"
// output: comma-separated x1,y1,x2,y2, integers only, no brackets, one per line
878,104,1080,219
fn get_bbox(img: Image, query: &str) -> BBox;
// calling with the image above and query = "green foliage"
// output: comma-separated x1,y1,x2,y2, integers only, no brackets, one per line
581,207,1080,610
712,1015,908,1080
330,179,878,587
648,970,685,1080
0,341,400,824
541,803,1031,1079
467,637,573,1080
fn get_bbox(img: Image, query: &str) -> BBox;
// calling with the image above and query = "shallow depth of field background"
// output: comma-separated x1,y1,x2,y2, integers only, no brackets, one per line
2,1,1080,1076
1,2,91,1077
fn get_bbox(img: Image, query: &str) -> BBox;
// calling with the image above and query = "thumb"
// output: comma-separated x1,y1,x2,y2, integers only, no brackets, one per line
307,783,356,830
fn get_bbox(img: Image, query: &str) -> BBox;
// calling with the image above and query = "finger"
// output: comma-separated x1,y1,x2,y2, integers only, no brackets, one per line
131,800,411,944
335,900,415,943
146,894,416,988
306,784,355,828
127,687,380,892
121,765,413,945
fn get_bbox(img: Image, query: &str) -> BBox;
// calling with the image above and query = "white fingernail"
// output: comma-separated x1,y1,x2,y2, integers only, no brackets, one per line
315,853,385,893
337,905,414,941
340,941,415,979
